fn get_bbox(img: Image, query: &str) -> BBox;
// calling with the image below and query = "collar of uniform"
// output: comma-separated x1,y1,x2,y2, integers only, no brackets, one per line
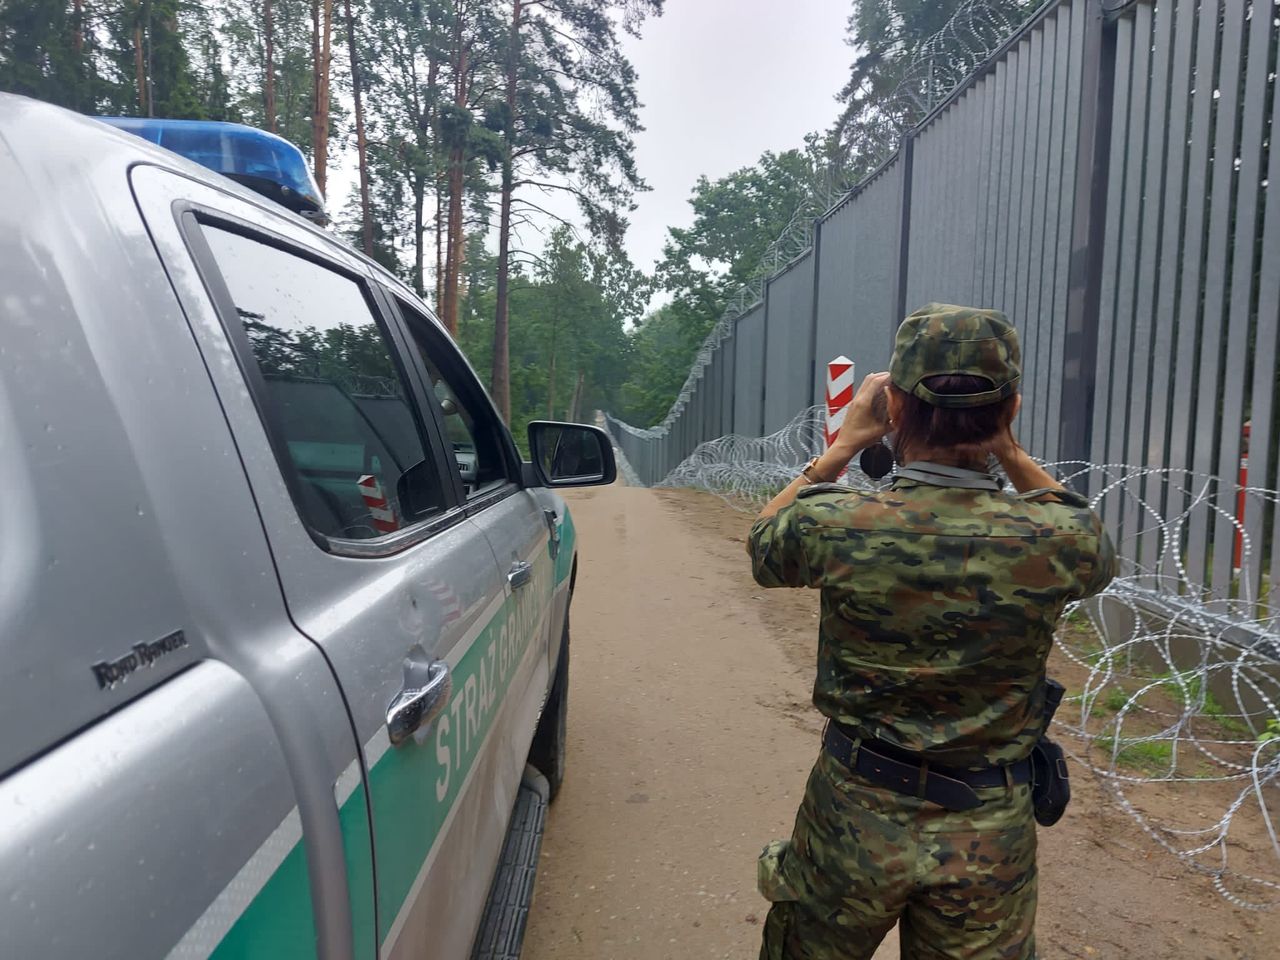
892,460,1003,492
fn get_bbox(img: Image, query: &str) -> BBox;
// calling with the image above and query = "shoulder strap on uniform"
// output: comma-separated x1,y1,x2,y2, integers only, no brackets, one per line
1014,487,1091,508
895,461,1003,492
796,481,860,499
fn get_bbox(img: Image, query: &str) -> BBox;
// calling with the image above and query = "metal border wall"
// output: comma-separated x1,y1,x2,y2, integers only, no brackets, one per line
608,0,1280,605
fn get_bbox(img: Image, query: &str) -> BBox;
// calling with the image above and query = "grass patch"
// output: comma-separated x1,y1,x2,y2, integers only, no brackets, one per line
1103,687,1131,713
1094,735,1174,773
1155,670,1252,737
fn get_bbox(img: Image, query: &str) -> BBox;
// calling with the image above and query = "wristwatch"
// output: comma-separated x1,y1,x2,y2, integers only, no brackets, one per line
800,456,826,484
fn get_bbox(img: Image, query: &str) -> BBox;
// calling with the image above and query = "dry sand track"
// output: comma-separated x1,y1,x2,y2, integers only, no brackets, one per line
521,486,1275,960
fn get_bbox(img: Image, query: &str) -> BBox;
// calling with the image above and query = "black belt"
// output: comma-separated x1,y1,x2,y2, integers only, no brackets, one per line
822,722,1031,812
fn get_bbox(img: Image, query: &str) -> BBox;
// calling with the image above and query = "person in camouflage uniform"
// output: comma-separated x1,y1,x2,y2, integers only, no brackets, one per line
748,304,1116,959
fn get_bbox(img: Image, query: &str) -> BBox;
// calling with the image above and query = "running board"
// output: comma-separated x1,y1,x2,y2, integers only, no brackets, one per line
470,766,551,960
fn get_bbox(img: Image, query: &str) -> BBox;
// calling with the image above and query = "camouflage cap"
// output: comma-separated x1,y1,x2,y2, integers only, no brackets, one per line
889,303,1022,408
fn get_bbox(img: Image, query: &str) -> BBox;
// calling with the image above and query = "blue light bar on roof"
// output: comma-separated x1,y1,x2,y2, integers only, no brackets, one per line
98,116,327,224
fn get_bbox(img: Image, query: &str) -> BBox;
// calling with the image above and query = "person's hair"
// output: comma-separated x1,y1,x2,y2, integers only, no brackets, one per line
890,375,1017,463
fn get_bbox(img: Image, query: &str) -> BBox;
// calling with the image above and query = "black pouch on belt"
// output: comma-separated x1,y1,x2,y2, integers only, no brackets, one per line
1030,678,1071,826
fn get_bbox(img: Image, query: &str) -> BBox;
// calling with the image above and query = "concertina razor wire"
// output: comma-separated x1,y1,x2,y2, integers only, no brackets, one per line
604,406,1280,909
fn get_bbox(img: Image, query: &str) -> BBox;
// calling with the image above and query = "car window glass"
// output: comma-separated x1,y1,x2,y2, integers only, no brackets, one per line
398,301,509,497
203,225,447,539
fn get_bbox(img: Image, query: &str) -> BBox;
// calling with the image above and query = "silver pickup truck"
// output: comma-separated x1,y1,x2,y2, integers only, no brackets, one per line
0,95,615,960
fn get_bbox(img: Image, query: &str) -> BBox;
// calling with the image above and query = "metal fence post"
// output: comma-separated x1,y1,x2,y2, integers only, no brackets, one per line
759,287,770,436
893,133,917,326
807,217,824,420
1059,0,1120,464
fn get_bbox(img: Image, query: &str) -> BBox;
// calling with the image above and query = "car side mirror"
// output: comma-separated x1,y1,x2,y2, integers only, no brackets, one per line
526,422,617,488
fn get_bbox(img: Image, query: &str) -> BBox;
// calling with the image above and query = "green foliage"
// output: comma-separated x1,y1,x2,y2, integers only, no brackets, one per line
618,147,824,427
1094,735,1173,773
1102,687,1130,714
0,0,100,110
457,224,639,440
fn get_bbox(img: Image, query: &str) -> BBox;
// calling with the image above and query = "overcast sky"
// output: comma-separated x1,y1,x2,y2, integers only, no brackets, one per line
614,0,852,274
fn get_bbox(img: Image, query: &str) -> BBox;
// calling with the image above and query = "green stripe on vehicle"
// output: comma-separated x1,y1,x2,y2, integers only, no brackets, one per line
201,527,575,957
371,551,555,945
554,507,576,586
208,842,317,960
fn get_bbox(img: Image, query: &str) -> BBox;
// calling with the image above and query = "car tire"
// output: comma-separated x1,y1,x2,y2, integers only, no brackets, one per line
530,611,569,802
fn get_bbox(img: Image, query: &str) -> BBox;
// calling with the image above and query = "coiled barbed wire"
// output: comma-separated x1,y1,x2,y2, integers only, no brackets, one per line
604,407,1280,908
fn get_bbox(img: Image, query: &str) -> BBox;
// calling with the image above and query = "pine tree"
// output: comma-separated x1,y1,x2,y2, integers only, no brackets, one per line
487,0,661,421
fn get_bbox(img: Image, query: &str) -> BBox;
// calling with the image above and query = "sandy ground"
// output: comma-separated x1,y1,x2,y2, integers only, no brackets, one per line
521,485,1278,960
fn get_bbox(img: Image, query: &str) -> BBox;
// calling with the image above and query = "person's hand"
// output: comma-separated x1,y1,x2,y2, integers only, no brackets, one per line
806,372,890,482
832,371,891,455
983,424,1024,467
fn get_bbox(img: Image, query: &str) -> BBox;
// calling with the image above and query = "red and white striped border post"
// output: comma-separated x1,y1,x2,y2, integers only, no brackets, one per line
357,474,400,535
824,356,854,480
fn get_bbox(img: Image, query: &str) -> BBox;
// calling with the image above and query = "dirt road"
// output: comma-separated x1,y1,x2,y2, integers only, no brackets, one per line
521,485,1276,960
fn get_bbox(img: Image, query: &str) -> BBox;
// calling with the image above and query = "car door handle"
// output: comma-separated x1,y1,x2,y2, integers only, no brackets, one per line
386,659,451,746
508,560,533,590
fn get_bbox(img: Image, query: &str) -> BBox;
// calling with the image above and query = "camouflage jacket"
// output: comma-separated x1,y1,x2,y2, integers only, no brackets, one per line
749,471,1117,767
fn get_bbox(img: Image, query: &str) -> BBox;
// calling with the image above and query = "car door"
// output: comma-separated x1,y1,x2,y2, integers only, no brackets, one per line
2,148,368,960
388,295,558,703
132,171,540,958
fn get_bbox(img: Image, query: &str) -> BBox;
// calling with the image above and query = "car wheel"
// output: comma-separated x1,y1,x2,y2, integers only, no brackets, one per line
530,611,569,802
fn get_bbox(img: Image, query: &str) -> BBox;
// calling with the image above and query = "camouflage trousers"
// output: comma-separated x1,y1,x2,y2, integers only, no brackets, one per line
758,750,1037,960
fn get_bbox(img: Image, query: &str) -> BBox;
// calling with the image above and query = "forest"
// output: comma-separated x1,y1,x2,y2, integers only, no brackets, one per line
0,0,1032,438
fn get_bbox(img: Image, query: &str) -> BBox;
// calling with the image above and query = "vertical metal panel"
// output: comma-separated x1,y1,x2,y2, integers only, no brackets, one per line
1045,0,1084,462
806,220,824,410
1187,0,1249,590
1121,0,1174,582
706,359,716,443
1033,5,1067,456
733,305,766,437
1022,19,1054,450
1253,52,1280,606
1144,0,1195,459
722,330,736,438
813,158,903,390
1141,0,1198,579
1016,27,1045,353
984,64,1009,302
764,252,816,432
1026,32,1056,454
955,89,984,303
1209,0,1273,600
1101,6,1151,551
1089,12,1136,479
995,44,1021,319
973,73,995,300
1007,36,1036,447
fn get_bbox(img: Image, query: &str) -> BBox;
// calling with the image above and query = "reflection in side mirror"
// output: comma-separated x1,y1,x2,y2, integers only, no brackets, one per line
527,422,617,488
396,459,442,522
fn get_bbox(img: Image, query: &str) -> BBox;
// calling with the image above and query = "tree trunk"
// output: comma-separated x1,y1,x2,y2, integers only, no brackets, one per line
418,54,439,303
443,156,465,334
72,0,84,55
435,175,445,314
133,3,147,115
412,175,426,296
263,0,276,131
312,0,333,196
546,340,557,420
440,8,468,335
567,370,585,422
343,0,373,254
490,0,522,423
